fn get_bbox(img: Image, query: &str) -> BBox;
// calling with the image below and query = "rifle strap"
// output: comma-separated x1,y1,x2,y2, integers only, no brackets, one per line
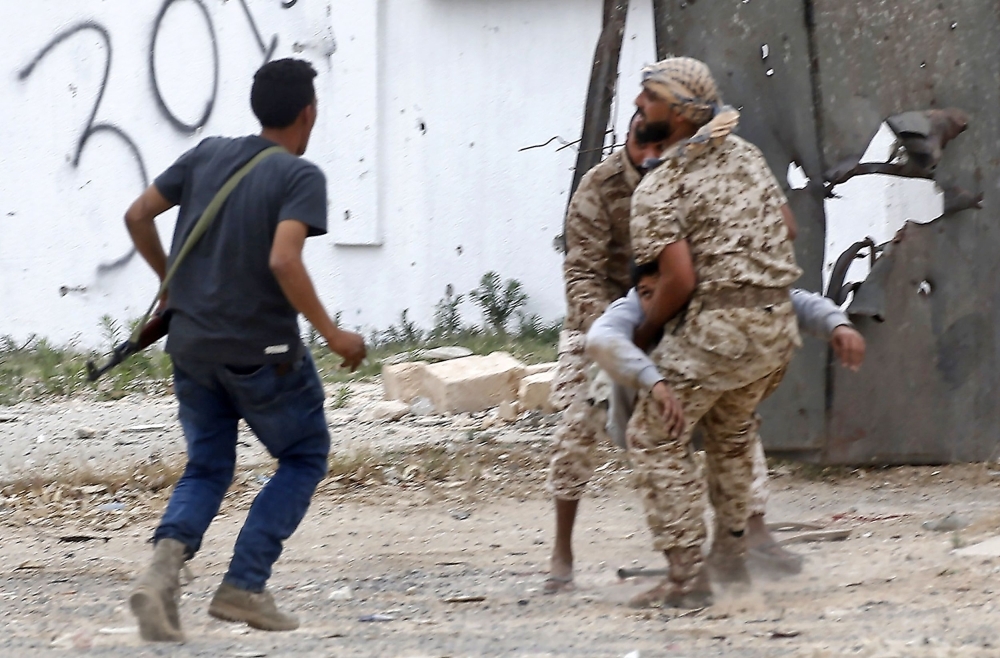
130,145,286,344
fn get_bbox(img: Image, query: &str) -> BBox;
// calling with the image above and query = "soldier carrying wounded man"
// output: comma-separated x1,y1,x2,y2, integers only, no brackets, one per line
624,56,807,608
586,259,864,584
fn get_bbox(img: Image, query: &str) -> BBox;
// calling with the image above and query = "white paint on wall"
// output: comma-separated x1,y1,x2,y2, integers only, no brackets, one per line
822,122,943,297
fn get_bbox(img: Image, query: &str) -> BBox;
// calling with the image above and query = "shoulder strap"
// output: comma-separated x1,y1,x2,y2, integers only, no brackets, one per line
130,145,286,343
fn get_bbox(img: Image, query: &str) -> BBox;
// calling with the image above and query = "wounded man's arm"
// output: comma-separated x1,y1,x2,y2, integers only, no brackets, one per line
585,290,664,392
790,288,850,340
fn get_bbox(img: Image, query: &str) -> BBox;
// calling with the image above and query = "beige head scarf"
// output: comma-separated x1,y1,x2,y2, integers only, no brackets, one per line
640,57,740,164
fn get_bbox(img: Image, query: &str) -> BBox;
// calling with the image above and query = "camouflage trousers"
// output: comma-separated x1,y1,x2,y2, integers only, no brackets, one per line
627,366,786,553
546,331,608,500
546,329,773,511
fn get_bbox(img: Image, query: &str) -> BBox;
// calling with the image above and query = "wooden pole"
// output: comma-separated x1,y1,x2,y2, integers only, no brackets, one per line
561,0,630,250
650,0,671,60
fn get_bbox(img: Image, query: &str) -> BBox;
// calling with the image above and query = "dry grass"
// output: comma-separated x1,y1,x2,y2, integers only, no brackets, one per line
0,455,186,499
0,438,630,524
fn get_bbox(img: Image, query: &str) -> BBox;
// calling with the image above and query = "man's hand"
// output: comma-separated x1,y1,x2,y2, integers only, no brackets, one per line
650,380,684,439
270,220,367,370
830,325,865,371
327,328,366,371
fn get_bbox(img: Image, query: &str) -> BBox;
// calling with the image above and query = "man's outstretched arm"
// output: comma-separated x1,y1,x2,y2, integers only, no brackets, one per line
270,219,366,370
790,288,865,370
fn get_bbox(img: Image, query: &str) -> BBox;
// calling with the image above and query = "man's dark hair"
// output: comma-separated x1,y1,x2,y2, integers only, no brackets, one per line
630,258,660,287
251,58,318,128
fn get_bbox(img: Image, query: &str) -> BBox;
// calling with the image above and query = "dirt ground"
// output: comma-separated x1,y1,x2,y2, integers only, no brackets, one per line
3,383,1000,657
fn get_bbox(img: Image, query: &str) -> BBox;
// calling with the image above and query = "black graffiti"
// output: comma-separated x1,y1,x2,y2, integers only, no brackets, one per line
18,22,149,273
239,0,279,63
149,0,220,135
18,22,150,185
19,3,294,277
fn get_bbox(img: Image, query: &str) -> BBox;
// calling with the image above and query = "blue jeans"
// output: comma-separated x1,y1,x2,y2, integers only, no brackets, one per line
154,352,330,592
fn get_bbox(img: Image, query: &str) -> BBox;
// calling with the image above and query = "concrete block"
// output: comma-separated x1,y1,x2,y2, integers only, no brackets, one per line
524,362,558,376
422,352,526,414
383,361,428,403
518,370,555,412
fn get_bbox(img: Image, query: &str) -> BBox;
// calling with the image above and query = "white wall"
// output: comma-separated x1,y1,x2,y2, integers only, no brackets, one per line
0,0,662,348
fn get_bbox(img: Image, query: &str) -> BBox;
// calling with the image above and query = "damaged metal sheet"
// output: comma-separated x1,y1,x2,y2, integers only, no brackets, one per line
652,0,829,452
829,216,999,464
815,0,999,463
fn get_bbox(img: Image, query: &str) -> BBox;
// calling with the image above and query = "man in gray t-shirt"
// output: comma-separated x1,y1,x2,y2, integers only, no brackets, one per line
121,58,365,643
154,133,329,365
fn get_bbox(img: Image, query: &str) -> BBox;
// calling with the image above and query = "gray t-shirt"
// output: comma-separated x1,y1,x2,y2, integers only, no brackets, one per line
154,135,327,365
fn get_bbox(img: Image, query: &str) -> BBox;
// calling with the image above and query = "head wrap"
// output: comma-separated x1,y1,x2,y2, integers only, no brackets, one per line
640,57,740,165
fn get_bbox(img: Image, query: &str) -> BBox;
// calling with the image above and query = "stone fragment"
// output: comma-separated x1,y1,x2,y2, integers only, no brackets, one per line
518,370,555,412
421,352,526,414
123,424,168,433
328,586,354,601
382,361,429,403
75,427,97,439
359,400,411,423
497,400,519,422
955,535,1000,557
922,512,968,532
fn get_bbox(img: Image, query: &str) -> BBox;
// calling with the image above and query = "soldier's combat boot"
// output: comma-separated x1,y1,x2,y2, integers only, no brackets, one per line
129,538,187,642
628,546,713,609
708,525,751,590
208,582,299,631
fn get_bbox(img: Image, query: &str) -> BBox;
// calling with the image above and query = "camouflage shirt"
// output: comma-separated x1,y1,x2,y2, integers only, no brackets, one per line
562,148,641,332
630,134,801,289
630,134,803,389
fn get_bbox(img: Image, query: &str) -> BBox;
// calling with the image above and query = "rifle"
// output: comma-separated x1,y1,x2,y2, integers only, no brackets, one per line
85,310,172,382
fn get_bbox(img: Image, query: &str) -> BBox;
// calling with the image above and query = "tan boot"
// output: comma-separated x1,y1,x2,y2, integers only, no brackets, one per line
628,547,713,609
747,542,804,576
208,582,299,631
708,526,751,589
129,538,187,642
662,568,714,609
745,513,804,576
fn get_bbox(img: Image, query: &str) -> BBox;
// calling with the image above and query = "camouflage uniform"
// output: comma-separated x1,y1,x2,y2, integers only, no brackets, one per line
628,133,802,557
546,149,638,500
